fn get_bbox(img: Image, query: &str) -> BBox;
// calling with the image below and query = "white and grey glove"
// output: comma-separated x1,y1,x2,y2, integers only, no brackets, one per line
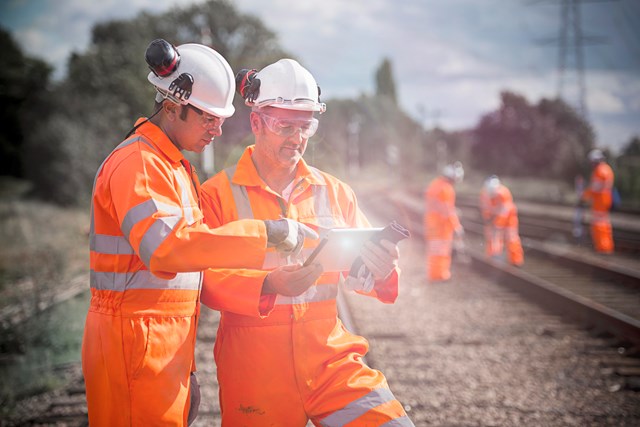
342,265,375,293
264,219,319,254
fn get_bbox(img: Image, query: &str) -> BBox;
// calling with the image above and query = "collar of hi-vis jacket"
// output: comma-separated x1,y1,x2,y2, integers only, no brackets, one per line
230,145,327,190
133,117,185,165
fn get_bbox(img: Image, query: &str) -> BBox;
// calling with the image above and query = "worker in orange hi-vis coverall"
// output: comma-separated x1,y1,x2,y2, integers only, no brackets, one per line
82,40,317,427
199,60,415,427
424,161,465,282
581,148,615,253
480,175,524,266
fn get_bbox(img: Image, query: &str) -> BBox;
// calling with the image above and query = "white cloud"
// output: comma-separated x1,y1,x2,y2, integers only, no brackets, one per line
1,0,637,150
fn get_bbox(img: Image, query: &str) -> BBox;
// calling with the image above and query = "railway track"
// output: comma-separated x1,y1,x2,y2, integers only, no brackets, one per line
368,190,640,350
8,190,640,426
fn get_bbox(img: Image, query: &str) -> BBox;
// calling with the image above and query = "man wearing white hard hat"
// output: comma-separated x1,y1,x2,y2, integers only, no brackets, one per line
424,161,465,282
200,59,414,426
82,41,318,426
479,175,524,266
581,149,615,253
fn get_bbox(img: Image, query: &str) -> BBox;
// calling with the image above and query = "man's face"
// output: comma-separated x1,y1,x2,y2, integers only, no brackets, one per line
251,107,317,169
166,103,225,153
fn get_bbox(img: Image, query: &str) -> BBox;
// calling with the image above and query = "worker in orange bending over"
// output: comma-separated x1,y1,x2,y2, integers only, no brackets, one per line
199,59,415,427
424,161,465,282
82,40,318,427
480,175,524,266
581,148,615,253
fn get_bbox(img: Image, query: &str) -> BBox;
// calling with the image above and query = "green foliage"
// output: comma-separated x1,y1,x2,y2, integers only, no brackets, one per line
374,58,397,105
17,0,291,205
0,28,53,179
471,91,594,182
614,136,640,207
311,94,422,179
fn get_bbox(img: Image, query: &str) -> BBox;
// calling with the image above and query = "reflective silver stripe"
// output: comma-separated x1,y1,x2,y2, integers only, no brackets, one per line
90,234,134,255
274,283,337,305
426,239,452,256
381,416,415,427
309,167,336,229
225,166,254,220
173,168,196,225
90,269,201,291
139,216,181,267
121,199,184,266
320,388,398,427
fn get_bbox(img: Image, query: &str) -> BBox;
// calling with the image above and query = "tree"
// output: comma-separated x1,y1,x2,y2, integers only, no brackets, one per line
0,28,52,179
471,91,594,182
20,0,291,205
615,135,640,207
374,58,397,105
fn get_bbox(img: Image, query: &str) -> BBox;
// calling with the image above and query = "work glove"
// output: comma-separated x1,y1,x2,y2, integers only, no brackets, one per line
263,219,319,255
344,240,399,292
262,263,324,296
187,372,200,426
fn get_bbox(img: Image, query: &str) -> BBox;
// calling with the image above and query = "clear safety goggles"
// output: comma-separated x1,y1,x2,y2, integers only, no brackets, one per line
188,104,225,130
259,113,319,139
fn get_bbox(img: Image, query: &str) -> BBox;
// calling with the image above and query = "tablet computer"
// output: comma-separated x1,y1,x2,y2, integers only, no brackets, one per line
303,227,383,272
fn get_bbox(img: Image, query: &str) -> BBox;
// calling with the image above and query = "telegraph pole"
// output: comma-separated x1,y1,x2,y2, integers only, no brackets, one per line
535,0,611,117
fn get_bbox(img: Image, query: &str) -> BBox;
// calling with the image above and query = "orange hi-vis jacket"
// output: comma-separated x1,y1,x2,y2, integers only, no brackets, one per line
582,162,615,253
424,176,461,281
199,146,414,427
582,162,614,212
83,119,269,426
480,184,523,265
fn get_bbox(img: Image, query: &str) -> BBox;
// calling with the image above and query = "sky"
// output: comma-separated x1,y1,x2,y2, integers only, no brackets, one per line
1,0,639,153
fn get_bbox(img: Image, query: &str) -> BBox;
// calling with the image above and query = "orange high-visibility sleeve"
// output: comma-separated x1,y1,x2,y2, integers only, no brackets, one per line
201,268,270,317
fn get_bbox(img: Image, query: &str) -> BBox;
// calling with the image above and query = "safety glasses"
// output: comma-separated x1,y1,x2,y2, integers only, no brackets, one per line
188,104,225,130
259,113,319,139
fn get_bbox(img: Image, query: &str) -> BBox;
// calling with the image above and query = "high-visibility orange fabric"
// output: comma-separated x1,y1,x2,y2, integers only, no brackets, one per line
424,176,461,282
199,146,413,427
480,184,523,266
83,119,269,426
479,188,494,257
582,162,614,253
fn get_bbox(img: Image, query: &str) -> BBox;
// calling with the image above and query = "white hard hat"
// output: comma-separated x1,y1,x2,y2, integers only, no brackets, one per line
588,149,604,162
243,59,326,113
442,161,464,184
146,40,235,118
484,175,501,196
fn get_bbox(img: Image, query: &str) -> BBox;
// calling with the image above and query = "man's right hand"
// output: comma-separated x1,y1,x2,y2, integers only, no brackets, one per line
262,263,323,296
263,219,319,254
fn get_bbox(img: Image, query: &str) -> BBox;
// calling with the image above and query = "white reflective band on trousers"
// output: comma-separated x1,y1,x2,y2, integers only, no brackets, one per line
319,388,415,427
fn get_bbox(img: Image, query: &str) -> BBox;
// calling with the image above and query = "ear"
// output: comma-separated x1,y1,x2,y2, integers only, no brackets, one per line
163,100,178,121
250,111,262,134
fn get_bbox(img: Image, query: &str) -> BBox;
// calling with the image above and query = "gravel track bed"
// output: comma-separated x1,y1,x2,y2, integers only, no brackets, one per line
342,239,640,426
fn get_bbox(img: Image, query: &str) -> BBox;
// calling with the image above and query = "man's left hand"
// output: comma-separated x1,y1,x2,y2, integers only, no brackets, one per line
360,239,399,281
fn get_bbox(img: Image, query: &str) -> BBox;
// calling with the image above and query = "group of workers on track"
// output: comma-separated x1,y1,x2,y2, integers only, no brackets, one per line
424,149,615,283
81,36,615,426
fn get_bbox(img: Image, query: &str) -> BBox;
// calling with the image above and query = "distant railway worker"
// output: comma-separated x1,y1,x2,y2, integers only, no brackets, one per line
581,148,615,253
199,59,414,426
480,175,524,266
82,40,317,426
424,161,465,282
